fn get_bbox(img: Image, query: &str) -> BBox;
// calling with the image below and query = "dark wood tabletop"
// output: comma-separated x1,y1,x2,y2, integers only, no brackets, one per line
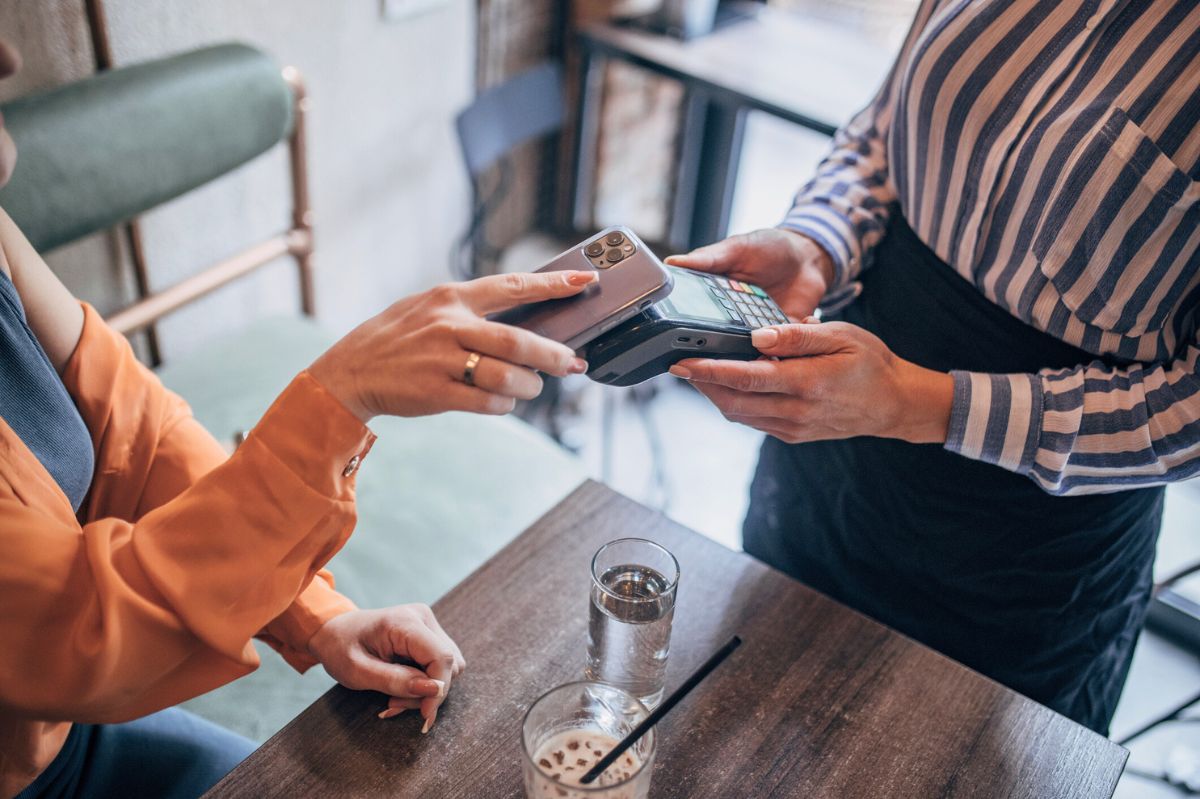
206,480,1127,798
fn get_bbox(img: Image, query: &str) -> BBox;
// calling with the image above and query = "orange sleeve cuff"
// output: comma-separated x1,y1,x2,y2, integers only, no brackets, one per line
260,570,358,673
250,371,376,501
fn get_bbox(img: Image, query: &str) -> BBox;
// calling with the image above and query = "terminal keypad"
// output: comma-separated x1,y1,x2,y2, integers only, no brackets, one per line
700,275,790,328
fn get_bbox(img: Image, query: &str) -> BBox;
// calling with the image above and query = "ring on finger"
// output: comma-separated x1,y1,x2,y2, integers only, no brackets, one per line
462,351,482,386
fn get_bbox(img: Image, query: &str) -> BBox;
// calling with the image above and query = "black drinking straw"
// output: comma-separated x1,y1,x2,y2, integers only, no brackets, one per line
579,634,743,785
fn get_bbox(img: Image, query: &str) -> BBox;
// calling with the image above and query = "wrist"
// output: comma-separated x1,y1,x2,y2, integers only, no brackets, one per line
309,352,374,423
780,229,835,294
306,612,343,659
891,361,953,444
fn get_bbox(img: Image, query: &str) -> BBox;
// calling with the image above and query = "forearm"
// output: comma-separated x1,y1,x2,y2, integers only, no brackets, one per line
7,302,378,720
781,129,895,299
0,375,372,723
135,379,369,656
0,207,84,372
890,361,954,444
260,570,358,673
945,348,1200,495
778,228,836,293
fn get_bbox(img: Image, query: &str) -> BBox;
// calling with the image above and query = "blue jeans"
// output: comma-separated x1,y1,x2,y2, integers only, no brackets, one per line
17,708,256,799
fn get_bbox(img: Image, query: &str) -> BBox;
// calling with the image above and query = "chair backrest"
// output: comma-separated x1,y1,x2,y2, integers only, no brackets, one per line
0,43,314,337
453,62,564,277
455,61,564,179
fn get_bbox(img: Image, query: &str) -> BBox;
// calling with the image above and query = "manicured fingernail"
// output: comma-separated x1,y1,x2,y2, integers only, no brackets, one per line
411,678,445,698
669,365,691,379
421,708,438,734
568,271,597,286
569,357,588,374
378,707,403,720
751,328,779,347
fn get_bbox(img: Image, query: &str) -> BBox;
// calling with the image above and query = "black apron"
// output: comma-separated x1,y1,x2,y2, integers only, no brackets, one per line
743,213,1163,735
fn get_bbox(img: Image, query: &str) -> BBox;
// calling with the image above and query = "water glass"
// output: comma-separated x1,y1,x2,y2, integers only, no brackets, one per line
585,538,679,708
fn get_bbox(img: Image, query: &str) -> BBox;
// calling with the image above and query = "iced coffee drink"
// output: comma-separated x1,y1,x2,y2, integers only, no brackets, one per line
529,730,646,797
522,683,655,799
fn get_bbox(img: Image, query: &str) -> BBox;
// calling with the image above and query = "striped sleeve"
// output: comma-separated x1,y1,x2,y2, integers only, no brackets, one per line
945,336,1200,495
780,0,940,310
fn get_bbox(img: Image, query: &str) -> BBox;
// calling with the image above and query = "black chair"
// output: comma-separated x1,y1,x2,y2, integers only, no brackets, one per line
454,61,567,279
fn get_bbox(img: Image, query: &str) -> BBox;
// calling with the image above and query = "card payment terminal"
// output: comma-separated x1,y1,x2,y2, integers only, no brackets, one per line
582,266,791,386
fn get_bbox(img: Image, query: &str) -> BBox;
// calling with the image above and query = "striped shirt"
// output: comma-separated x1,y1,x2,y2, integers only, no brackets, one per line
782,0,1200,496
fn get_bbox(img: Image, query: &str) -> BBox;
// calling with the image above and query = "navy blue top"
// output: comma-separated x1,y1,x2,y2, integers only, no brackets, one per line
0,270,94,511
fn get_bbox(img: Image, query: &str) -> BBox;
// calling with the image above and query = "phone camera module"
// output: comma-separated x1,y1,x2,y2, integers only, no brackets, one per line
588,230,635,267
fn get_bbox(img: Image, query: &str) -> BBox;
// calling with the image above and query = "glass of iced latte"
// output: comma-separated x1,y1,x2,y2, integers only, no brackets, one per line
521,682,655,799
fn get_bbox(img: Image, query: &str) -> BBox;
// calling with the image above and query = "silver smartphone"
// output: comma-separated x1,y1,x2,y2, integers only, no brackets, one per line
489,226,674,352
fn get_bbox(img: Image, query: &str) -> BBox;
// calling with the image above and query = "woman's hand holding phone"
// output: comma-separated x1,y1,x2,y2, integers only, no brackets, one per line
309,271,596,423
664,228,835,322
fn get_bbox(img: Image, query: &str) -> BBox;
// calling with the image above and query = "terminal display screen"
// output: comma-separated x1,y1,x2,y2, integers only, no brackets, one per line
661,267,733,322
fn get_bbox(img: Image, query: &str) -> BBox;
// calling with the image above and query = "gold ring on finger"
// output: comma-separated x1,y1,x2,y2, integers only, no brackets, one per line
463,351,482,386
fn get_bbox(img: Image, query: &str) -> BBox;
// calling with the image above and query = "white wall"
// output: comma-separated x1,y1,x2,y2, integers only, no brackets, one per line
0,0,475,357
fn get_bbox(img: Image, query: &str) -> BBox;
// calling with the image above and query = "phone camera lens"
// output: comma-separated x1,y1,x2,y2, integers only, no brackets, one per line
605,248,624,263
605,231,625,247
585,241,605,257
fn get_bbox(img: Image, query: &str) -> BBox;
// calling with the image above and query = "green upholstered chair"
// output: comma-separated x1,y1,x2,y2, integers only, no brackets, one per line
0,43,585,740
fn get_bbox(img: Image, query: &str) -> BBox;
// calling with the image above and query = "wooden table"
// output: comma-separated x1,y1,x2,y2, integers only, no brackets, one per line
207,481,1128,798
571,2,902,251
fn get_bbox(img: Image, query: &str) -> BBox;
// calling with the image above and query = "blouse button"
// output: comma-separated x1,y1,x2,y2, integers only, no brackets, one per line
342,455,361,477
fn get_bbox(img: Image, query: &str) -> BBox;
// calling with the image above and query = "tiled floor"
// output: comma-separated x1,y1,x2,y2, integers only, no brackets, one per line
558,111,1200,797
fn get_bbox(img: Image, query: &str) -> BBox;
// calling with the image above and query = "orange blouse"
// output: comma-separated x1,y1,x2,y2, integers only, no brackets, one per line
0,303,372,797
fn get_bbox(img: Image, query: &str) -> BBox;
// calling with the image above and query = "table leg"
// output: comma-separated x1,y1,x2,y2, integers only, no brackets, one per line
571,46,607,232
666,89,707,253
686,97,747,250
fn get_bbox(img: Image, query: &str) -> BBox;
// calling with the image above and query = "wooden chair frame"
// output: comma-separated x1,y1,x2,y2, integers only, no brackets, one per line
84,0,315,363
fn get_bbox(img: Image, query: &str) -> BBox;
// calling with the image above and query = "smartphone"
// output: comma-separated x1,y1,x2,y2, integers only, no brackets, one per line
488,226,673,352
581,266,791,386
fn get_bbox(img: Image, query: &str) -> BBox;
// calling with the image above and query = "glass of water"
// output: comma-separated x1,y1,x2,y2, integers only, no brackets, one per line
585,538,679,708
521,681,655,799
